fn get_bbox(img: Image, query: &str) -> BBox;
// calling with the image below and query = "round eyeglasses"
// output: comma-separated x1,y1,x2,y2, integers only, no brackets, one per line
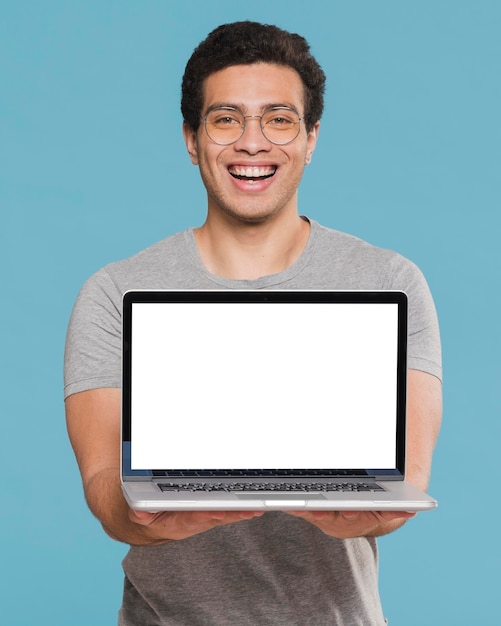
203,106,303,146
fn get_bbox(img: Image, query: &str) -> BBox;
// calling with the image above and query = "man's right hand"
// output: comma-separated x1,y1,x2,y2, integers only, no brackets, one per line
129,509,264,542
66,388,265,545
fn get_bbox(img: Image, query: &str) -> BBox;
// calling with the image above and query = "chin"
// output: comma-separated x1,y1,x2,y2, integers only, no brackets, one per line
227,210,279,225
219,201,285,225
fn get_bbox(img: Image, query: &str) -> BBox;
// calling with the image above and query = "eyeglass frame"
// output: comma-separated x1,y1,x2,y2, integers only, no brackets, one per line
201,105,304,146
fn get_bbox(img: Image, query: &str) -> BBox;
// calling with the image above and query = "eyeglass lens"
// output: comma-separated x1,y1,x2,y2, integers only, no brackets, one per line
204,108,301,145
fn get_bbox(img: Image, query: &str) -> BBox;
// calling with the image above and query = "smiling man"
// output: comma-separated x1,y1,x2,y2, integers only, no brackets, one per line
65,22,442,625
184,60,319,280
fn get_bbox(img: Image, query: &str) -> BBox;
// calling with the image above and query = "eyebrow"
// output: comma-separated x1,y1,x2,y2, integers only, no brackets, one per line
204,102,301,115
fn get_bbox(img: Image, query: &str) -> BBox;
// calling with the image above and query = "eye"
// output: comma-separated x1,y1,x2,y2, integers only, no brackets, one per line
264,109,298,127
208,109,242,127
269,117,289,125
215,115,240,126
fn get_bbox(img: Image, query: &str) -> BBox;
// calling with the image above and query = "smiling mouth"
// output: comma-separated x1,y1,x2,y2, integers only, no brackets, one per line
228,166,277,181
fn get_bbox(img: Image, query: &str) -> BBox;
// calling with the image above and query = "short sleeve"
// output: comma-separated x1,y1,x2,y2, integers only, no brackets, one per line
64,268,123,398
388,255,442,381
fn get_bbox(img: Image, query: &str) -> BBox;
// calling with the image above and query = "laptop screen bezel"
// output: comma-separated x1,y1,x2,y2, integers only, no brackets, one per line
121,290,408,480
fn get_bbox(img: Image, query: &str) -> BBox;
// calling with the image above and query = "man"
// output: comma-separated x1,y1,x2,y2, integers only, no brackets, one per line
65,21,442,625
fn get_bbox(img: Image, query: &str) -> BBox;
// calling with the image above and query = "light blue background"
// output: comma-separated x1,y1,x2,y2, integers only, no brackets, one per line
1,1,499,624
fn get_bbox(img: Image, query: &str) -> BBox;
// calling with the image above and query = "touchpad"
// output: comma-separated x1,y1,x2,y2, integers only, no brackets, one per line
236,493,327,500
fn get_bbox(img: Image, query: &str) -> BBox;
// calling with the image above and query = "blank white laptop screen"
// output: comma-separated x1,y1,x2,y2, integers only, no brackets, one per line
128,299,399,471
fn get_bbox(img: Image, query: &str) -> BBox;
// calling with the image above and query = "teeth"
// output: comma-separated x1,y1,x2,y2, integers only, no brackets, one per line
230,166,276,178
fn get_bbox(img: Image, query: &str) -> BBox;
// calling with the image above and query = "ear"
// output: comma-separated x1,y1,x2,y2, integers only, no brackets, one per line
183,123,199,165
305,121,320,164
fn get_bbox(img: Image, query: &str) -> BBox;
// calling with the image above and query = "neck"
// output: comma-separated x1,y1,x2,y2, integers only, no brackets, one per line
194,212,310,280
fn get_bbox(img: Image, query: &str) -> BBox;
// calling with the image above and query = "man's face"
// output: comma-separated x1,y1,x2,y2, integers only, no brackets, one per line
183,63,319,224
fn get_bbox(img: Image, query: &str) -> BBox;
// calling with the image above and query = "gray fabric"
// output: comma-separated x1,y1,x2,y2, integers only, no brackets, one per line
64,219,442,625
119,514,383,626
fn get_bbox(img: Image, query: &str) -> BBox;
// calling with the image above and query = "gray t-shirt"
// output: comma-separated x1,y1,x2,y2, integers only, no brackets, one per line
64,219,441,625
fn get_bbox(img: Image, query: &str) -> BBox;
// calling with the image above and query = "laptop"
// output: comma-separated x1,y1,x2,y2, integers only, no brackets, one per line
121,290,437,512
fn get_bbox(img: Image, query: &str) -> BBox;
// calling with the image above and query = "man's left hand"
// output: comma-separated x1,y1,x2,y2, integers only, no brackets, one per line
286,510,416,538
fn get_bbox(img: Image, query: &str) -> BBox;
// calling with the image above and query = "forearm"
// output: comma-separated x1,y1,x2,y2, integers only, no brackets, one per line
362,461,433,538
363,371,443,539
66,390,260,544
83,467,262,544
84,467,168,546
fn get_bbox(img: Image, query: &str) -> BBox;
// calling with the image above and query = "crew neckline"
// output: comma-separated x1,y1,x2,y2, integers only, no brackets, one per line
185,217,318,289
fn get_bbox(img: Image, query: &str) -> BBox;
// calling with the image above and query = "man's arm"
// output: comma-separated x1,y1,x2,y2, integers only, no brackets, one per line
287,369,443,538
65,388,263,546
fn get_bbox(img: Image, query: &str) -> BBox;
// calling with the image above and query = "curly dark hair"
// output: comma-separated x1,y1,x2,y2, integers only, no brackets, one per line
181,21,326,133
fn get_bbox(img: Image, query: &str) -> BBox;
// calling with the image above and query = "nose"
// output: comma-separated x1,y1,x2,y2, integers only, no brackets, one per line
233,116,271,153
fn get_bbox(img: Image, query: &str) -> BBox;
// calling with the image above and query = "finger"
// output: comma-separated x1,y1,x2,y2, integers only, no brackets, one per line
187,510,264,523
376,510,417,521
286,510,333,521
133,509,264,531
340,511,360,520
130,509,159,524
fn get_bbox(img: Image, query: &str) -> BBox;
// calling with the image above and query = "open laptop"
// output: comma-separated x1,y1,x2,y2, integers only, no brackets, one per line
121,290,437,512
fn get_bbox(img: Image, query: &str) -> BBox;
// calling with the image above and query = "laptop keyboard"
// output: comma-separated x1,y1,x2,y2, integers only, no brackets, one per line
158,481,385,493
